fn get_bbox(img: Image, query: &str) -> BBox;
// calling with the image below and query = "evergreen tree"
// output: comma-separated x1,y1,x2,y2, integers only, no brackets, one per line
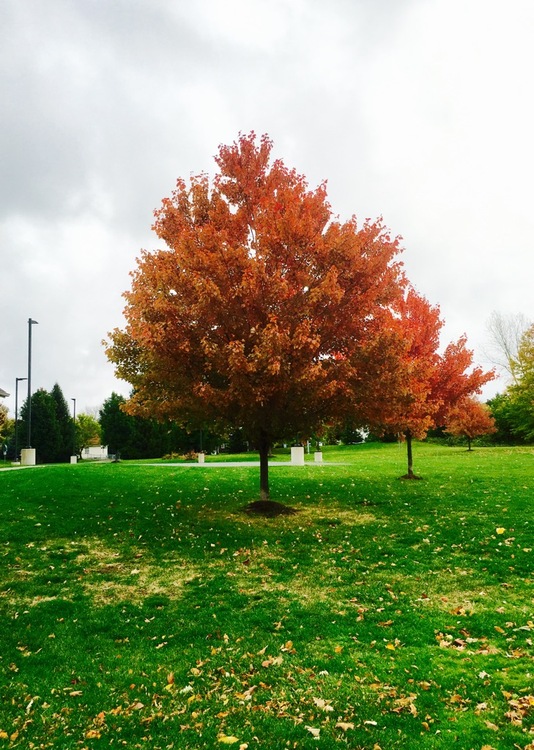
50,383,75,461
99,393,134,458
19,389,61,463
99,392,224,459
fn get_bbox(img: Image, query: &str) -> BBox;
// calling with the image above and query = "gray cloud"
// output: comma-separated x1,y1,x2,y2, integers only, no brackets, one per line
1,0,532,419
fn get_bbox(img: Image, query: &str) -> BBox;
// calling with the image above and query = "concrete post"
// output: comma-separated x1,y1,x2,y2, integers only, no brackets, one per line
20,448,36,466
290,446,305,465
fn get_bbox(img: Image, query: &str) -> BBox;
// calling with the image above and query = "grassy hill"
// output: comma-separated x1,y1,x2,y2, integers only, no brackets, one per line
0,443,532,748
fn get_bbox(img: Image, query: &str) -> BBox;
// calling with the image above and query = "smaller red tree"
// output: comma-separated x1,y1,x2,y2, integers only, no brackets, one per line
359,288,495,477
445,397,497,450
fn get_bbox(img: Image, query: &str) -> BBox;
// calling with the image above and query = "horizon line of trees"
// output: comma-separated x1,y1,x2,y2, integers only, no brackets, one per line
2,380,531,467
2,388,250,464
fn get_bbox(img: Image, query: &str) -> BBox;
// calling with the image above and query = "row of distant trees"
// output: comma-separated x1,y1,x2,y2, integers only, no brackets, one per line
1,387,238,463
2,384,76,463
1,370,532,466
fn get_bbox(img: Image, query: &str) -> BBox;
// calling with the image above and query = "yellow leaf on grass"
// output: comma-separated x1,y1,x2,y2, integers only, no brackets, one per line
86,730,101,739
305,726,320,737
496,528,505,535
484,720,499,731
385,643,396,650
218,736,240,744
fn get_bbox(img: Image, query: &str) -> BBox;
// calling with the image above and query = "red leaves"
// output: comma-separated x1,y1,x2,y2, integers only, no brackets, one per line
350,286,495,475
445,397,497,445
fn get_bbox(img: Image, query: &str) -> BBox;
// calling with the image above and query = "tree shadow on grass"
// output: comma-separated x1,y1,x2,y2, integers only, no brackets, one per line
242,500,298,517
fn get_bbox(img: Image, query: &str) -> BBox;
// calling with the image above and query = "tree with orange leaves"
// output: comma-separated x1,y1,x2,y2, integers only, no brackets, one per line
105,133,406,500
445,397,496,450
359,288,495,477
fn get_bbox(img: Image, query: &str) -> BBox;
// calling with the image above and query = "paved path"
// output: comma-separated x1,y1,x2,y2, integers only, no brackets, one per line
137,460,341,468
1,461,343,471
141,461,300,467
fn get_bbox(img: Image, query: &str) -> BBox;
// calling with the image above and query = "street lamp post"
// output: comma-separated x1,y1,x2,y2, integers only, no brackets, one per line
71,398,76,458
14,376,27,462
27,318,38,448
20,319,39,466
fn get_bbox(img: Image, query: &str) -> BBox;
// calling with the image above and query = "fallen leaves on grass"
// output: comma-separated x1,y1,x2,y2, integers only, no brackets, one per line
503,692,534,725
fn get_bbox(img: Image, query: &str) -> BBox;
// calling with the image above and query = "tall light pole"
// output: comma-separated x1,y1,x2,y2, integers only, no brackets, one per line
14,376,27,461
27,318,38,448
71,398,76,457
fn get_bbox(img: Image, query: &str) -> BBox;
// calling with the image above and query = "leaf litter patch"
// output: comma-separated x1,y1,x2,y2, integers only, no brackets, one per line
75,538,197,606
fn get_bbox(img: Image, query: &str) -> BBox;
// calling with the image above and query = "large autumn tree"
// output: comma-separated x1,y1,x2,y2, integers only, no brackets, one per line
359,288,495,477
106,132,406,499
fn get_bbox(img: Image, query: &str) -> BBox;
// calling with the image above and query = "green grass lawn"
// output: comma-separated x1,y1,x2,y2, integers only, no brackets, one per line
0,443,533,749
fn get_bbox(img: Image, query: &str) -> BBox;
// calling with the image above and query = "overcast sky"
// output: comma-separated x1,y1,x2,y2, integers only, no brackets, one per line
1,0,533,418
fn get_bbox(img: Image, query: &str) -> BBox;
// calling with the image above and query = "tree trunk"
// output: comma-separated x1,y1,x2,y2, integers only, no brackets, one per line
401,429,422,479
258,430,270,501
406,429,414,478
467,436,472,451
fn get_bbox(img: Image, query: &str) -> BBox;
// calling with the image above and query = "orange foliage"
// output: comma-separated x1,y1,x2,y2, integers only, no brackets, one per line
445,398,496,449
364,288,495,437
